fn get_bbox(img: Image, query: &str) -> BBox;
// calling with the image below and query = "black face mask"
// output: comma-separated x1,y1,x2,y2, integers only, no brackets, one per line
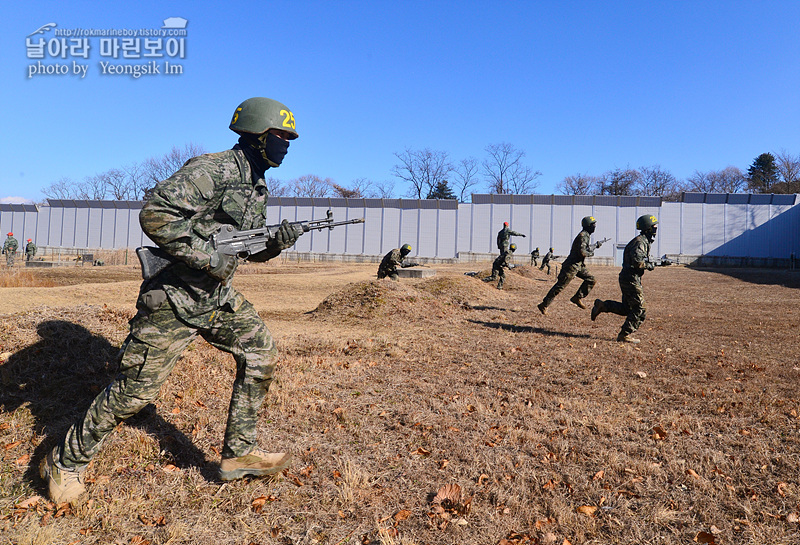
260,132,290,167
647,227,657,242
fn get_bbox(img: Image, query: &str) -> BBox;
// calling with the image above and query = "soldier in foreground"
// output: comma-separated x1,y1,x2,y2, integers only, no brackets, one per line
530,247,540,267
497,221,526,254
377,243,420,280
591,215,658,344
25,239,37,261
538,216,605,315
3,232,18,267
539,247,554,275
41,97,302,503
485,243,516,289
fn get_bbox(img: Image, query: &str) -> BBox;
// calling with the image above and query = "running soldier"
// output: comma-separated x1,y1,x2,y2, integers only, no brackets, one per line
538,216,605,315
591,215,658,344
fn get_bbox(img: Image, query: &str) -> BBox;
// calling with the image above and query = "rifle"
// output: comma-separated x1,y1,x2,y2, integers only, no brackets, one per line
645,255,671,268
593,237,611,250
136,210,365,281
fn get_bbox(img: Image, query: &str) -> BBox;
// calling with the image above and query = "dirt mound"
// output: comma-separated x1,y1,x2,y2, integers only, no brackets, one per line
313,274,505,322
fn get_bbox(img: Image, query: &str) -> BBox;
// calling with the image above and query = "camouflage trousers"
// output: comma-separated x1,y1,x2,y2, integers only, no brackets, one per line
58,297,277,468
601,274,646,335
487,264,506,288
541,262,595,307
5,253,14,267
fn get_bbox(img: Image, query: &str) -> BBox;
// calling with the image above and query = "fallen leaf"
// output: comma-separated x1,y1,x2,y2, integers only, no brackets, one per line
636,371,647,379
592,470,604,481
15,454,30,465
416,447,431,456
432,483,461,505
651,425,668,440
438,459,449,470
694,531,716,543
3,440,22,451
687,469,701,480
777,482,787,497
576,505,597,516
393,510,411,522
786,512,799,523
15,495,43,509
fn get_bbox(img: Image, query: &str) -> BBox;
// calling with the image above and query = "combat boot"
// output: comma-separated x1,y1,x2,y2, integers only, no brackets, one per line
219,449,292,481
570,295,587,309
40,447,86,503
616,332,640,344
537,302,548,315
591,299,604,321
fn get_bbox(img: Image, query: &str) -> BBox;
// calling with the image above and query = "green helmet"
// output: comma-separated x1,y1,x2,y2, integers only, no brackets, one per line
400,243,411,254
636,214,658,231
581,216,597,230
509,243,517,252
229,97,298,139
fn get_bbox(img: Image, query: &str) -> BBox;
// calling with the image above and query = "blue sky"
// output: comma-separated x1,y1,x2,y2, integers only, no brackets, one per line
2,1,799,203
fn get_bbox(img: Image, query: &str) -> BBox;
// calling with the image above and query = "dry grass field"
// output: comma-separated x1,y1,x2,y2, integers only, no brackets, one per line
1,258,799,545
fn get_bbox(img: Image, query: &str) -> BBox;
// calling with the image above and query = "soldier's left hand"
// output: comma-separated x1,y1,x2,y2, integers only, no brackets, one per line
273,220,301,251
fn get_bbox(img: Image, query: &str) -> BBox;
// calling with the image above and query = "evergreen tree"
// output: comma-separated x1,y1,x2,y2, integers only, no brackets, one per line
747,153,779,193
426,180,456,200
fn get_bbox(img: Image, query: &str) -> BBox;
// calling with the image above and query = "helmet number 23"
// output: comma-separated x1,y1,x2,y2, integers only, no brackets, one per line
280,109,296,130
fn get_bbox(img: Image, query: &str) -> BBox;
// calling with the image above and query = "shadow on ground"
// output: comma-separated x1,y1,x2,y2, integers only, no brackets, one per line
0,320,216,492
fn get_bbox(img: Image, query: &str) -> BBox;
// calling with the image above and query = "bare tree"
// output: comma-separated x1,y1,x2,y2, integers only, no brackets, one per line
330,183,361,198
599,167,639,195
76,175,108,200
557,173,598,195
453,157,480,202
290,174,332,197
266,177,287,197
41,177,78,199
371,180,395,199
684,167,746,193
775,149,800,194
482,142,541,194
391,148,453,199
635,165,679,197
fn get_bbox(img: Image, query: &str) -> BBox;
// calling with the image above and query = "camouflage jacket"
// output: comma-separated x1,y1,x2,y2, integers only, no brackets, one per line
497,227,524,253
25,242,37,255
3,236,18,253
493,251,514,270
139,146,270,325
562,230,593,267
620,233,651,279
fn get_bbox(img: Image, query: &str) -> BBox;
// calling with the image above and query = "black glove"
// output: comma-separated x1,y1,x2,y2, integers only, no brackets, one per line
646,261,655,271
207,251,237,281
270,220,301,252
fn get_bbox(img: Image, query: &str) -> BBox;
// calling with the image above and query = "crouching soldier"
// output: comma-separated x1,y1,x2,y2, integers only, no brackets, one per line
377,243,420,281
485,243,516,289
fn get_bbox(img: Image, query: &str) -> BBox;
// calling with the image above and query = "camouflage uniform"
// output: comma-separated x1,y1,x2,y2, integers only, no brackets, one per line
497,226,525,254
540,231,596,309
25,241,37,261
377,248,417,281
486,250,515,289
58,146,283,467
530,248,539,267
597,233,651,336
3,235,18,267
539,250,553,274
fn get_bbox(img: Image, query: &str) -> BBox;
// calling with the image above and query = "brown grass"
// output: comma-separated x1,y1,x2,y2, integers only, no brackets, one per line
1,262,800,544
